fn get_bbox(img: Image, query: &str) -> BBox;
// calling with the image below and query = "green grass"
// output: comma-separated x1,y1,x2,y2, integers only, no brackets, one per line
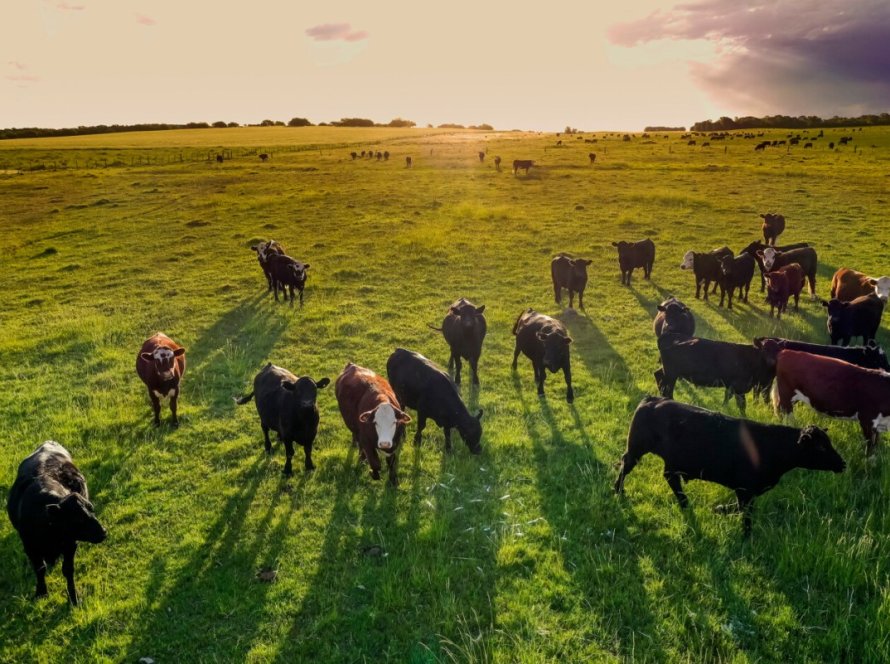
1,126,889,663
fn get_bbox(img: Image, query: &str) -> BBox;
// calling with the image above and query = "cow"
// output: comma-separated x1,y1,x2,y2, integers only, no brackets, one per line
773,350,890,456
551,254,592,308
428,297,487,385
688,140,696,146
717,253,755,308
513,159,534,175
361,151,366,157
588,152,596,164
654,297,695,338
216,154,223,164
136,333,186,426
494,156,502,171
757,247,818,299
234,363,330,475
511,309,574,403
478,151,485,162
754,142,766,151
613,396,844,535
250,239,286,292
386,349,483,454
259,153,269,162
680,246,733,300
612,239,655,286
741,241,810,291
830,268,890,302
829,142,835,150
821,294,884,346
760,213,785,245
376,152,382,160
350,152,357,160
335,363,411,485
383,151,389,160
7,441,107,605
804,142,813,149
765,263,805,318
406,156,412,167
753,337,890,371
655,333,775,412
266,254,310,307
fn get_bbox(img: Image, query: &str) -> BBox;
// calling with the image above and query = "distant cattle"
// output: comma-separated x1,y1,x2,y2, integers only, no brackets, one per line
612,239,655,286
512,309,574,402
266,254,310,307
822,294,884,346
234,363,330,475
614,397,844,535
250,239,286,292
7,441,107,605
406,156,412,167
383,151,389,160
259,153,269,162
136,333,186,426
804,142,813,149
654,297,695,338
753,337,890,372
754,142,767,151
701,142,710,147
513,159,534,175
759,213,785,245
478,151,485,162
717,253,756,308
829,142,835,149
361,151,366,157
680,246,733,299
789,138,800,145
376,152,382,160
551,254,592,308
350,152,358,160
830,268,890,302
428,297,487,385
335,363,410,485
494,156,502,171
216,154,224,164
688,140,696,146
588,153,596,164
758,247,818,299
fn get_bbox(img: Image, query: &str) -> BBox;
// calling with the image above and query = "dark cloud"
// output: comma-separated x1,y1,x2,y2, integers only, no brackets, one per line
305,23,368,42
609,0,890,115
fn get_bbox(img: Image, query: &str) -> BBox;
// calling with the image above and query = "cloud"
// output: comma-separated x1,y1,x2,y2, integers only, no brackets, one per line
6,74,40,82
136,13,156,26
608,0,890,116
305,23,368,42
8,61,27,70
56,1,86,10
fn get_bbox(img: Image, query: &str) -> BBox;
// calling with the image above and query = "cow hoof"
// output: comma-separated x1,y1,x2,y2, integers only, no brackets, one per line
566,397,574,404
171,420,179,428
282,468,293,477
371,470,380,480
152,420,161,428
389,478,400,487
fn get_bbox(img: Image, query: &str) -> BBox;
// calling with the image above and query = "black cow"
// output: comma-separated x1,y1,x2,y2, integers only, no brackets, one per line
511,309,574,402
259,153,269,162
680,246,733,299
250,239,286,292
428,298,487,385
406,156,412,167
613,397,845,535
717,253,755,308
386,348,482,453
267,254,310,307
612,239,655,286
7,441,107,605
234,363,330,475
551,254,592,308
513,159,534,175
654,297,694,337
383,151,389,160
822,294,884,346
753,337,890,371
740,241,810,291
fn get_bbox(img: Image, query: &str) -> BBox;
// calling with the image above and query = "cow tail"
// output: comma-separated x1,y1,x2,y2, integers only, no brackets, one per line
512,310,530,336
233,391,255,405
769,381,780,415
427,323,443,332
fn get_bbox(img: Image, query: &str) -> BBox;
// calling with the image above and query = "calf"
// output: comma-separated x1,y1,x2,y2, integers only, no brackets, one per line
513,159,534,175
773,350,890,455
511,309,574,402
741,241,809,291
335,363,411,485
760,213,785,245
830,268,890,302
216,154,223,164
614,397,844,535
822,294,884,346
753,337,890,371
612,238,655,286
7,441,107,605
406,156,412,167
250,239,286,291
765,263,805,318
757,247,818,298
267,253,310,307
428,297,487,385
234,363,330,475
680,246,733,300
551,254,592,308
384,151,389,160
656,333,775,412
478,151,485,162
136,333,186,426
588,152,596,164
494,156,502,171
717,253,755,308
654,297,695,338
350,152,357,160
386,349,483,453
259,153,269,162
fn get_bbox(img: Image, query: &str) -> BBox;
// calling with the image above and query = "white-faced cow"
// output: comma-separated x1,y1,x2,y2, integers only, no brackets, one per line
680,246,732,299
136,333,186,426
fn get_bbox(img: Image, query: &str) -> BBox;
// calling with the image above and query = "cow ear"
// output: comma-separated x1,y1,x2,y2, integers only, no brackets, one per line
315,377,330,389
140,352,154,362
250,245,259,251
304,263,311,270
282,381,296,391
475,305,485,315
820,300,830,308
396,409,412,424
564,336,573,345
584,259,592,265
45,503,61,524
475,409,484,421
358,409,374,423
657,304,666,312
173,348,186,357
610,242,618,247
869,278,877,286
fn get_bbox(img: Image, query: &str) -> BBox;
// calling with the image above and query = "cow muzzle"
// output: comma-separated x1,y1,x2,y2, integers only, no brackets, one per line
377,440,393,451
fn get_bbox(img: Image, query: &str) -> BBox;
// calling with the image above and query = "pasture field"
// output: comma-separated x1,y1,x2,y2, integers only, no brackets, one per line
1,126,889,663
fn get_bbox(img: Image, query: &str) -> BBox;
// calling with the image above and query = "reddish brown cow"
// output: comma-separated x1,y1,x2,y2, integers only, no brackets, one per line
765,263,805,318
760,213,785,245
773,350,890,455
136,333,186,426
830,268,890,302
335,363,411,485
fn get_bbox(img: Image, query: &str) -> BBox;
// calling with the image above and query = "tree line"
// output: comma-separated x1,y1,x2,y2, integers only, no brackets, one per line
690,113,890,132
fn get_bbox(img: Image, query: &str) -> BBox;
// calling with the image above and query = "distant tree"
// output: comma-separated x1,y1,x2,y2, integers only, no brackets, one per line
644,126,685,132
470,123,494,130
273,121,285,126
438,123,465,129
332,118,375,127
387,117,416,128
227,122,239,127
212,121,227,128
287,117,313,127
260,119,276,127
185,122,210,129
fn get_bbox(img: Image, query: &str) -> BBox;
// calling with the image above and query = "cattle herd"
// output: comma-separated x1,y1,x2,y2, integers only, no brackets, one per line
6,197,890,606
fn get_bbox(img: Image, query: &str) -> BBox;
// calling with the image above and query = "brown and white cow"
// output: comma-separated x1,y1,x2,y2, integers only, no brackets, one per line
830,268,890,303
136,333,186,426
772,349,890,456
335,363,411,485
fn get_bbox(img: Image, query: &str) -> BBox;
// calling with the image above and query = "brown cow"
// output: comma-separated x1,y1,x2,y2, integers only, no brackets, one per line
765,263,805,318
494,156,502,171
830,268,890,302
335,363,411,485
136,333,186,426
760,213,785,245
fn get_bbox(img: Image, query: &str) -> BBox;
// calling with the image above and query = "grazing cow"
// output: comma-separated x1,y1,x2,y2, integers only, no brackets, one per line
386,349,483,453
830,268,890,302
406,156,412,168
717,253,755,308
680,246,733,299
335,363,411,485
494,156,502,171
7,441,107,605
266,254,310,307
759,213,785,245
741,241,809,291
478,151,485,162
511,309,574,402
216,154,223,164
765,263,805,318
614,397,844,535
829,142,835,150
754,142,766,151
513,159,534,175
383,151,389,160
804,143,813,149
250,239,286,291
612,239,655,286
551,254,592,308
701,142,710,147
655,333,775,412
136,333,186,426
361,151,366,157
688,140,696,146
757,247,818,298
753,337,890,371
588,152,596,164
773,350,890,455
821,294,884,346
350,152,357,160
234,363,330,475
428,298,487,385
259,153,269,162
654,297,695,338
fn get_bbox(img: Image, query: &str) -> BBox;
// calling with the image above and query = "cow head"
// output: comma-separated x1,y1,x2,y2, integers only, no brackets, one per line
611,242,632,267
359,402,411,450
46,493,107,544
869,276,890,302
570,258,593,280
658,299,693,335
796,425,846,473
680,250,695,270
140,346,185,380
290,262,310,284
758,247,778,270
450,300,486,331
282,376,330,409
537,326,572,372
821,299,847,336
461,409,484,454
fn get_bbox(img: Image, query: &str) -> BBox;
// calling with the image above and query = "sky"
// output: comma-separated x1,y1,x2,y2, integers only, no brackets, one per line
2,0,889,131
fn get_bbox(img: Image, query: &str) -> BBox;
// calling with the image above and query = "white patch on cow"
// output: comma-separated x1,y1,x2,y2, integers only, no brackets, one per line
152,389,176,400
874,276,890,302
762,247,777,270
680,250,694,270
152,348,174,361
791,389,811,407
872,413,890,433
373,403,398,449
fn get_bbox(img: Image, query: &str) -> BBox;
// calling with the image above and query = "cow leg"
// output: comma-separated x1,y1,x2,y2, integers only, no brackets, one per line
626,270,632,287
273,280,280,302
386,452,399,486
723,387,732,405
24,542,48,598
470,356,480,386
147,388,161,426
613,453,639,493
664,472,689,508
702,280,710,301
444,427,453,452
736,490,755,537
299,286,304,308
568,289,575,308
302,443,315,472
413,413,427,445
554,283,561,305
511,344,521,371
718,285,726,307
367,447,381,480
563,364,574,404
578,289,585,309
535,361,546,397
727,288,734,310
859,416,878,457
794,292,800,310
711,280,719,294
288,285,295,308
281,440,294,475
262,426,272,453
695,279,702,299
453,355,463,385
170,389,179,427
61,542,79,606
808,274,816,300
448,351,455,373
734,392,747,415
743,283,750,303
